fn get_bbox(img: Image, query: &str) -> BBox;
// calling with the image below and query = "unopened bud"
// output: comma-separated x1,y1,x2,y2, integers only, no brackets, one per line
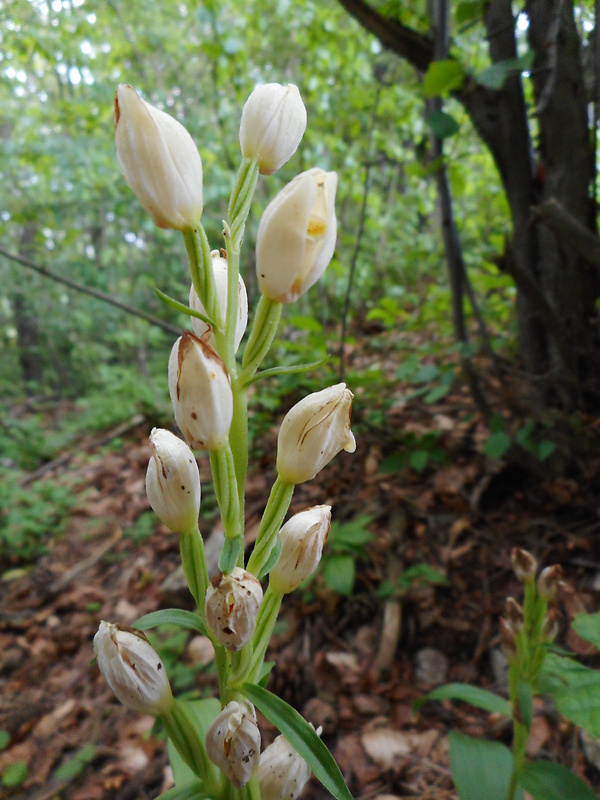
505,597,524,632
189,250,248,353
542,608,560,643
257,734,312,800
145,428,200,533
256,168,337,304
115,85,203,229
93,621,173,716
168,332,233,451
499,617,518,661
239,83,307,175
511,548,538,583
537,565,563,600
206,701,260,787
277,383,356,485
269,506,331,594
205,567,263,651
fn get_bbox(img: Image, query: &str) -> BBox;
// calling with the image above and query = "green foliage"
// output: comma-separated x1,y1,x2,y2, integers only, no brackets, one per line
1,760,28,788
448,732,518,800
518,761,598,800
422,60,466,97
484,414,557,462
54,745,97,782
417,683,511,716
317,515,374,596
0,468,76,564
0,730,10,751
378,563,449,599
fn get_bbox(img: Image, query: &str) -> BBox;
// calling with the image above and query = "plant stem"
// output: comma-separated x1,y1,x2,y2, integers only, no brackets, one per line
162,699,220,797
246,476,294,578
182,225,219,327
179,526,209,614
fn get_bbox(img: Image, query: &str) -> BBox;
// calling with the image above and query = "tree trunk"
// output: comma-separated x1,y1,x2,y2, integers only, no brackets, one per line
337,0,600,410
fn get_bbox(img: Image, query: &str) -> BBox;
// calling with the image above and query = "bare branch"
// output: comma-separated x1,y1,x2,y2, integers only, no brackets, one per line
532,198,600,268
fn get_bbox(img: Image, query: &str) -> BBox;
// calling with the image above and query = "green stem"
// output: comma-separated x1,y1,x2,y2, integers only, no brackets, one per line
507,718,528,800
210,445,242,540
228,158,259,247
236,585,282,686
230,381,248,538
182,225,219,329
240,296,282,384
162,699,220,797
179,527,209,614
246,477,294,578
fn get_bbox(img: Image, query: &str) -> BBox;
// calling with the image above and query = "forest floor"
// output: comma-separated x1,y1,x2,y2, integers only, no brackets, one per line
2,343,600,800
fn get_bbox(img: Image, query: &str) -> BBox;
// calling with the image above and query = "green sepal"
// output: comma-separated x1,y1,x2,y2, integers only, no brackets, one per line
240,683,354,800
258,531,281,579
154,287,220,332
219,535,243,574
134,608,208,637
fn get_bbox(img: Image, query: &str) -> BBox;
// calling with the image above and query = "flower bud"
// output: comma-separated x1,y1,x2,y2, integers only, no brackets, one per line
277,383,356,484
541,608,560,643
511,548,538,583
269,506,332,594
206,701,260,787
145,428,200,533
115,85,203,229
256,168,337,304
93,621,172,716
504,597,524,633
168,332,233,451
205,567,263,651
537,564,563,600
189,250,248,353
239,83,307,175
257,734,312,800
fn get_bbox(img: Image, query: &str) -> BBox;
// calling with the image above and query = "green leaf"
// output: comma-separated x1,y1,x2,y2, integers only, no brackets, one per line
2,760,28,787
455,0,482,25
518,760,597,800
415,683,511,716
258,532,282,579
239,684,354,800
0,730,10,751
427,109,460,139
134,608,208,637
322,554,355,596
477,53,534,90
542,653,600,737
218,535,243,574
259,661,275,687
484,430,512,459
537,440,556,461
422,60,465,98
409,449,430,472
572,611,600,648
448,732,515,800
168,698,219,788
54,744,97,780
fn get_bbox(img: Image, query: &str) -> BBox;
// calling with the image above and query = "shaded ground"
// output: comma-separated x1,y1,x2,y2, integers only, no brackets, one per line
2,366,600,799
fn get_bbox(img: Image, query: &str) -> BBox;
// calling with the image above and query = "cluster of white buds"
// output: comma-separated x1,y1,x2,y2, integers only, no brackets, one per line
277,383,356,484
206,701,261,787
102,78,354,800
93,621,173,716
168,332,233,451
270,506,331,594
511,547,538,583
145,428,200,534
189,250,248,353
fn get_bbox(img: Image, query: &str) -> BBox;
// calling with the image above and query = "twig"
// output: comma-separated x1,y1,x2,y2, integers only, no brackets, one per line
531,198,600,268
0,246,181,336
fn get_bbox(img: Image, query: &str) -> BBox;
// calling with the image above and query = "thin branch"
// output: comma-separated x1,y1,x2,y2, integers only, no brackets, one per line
0,246,181,336
532,198,600,268
338,85,381,382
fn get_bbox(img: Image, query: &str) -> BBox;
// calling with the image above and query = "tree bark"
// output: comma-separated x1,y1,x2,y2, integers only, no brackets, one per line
337,0,600,410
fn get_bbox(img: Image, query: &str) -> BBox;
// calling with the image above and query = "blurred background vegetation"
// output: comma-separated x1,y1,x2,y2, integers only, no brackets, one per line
0,0,597,565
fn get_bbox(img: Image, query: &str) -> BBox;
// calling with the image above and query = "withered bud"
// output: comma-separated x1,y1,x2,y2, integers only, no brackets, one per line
511,548,538,583
541,608,561,643
537,565,563,600
505,597,524,632
205,567,263,651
